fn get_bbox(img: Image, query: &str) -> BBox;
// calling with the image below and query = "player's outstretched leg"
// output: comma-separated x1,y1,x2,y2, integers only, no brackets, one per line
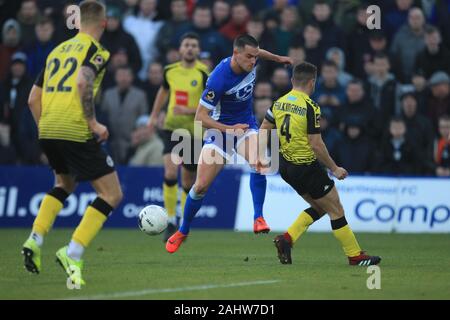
55,172,122,286
166,147,224,254
274,207,322,264
250,172,270,234
315,187,381,266
22,175,74,274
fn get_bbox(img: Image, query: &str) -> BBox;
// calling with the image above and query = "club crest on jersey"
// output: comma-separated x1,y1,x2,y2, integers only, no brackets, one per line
236,83,254,100
191,80,198,87
94,55,104,66
205,90,215,102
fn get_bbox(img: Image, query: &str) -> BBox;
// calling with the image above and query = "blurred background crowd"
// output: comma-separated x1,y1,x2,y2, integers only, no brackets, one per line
0,0,449,176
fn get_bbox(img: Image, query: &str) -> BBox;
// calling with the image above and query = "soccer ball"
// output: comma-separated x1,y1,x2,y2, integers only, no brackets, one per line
138,205,168,235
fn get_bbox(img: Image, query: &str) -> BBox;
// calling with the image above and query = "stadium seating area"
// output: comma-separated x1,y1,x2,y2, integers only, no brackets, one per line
0,0,449,176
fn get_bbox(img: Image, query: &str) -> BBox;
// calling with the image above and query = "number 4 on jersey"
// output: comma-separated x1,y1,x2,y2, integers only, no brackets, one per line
280,114,292,143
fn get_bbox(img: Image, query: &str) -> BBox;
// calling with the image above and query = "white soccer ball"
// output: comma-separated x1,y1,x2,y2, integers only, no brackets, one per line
138,205,168,235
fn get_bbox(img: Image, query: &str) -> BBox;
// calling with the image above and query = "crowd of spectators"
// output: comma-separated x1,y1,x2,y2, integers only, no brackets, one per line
0,0,449,177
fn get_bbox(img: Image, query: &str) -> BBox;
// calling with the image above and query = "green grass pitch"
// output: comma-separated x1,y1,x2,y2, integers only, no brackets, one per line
1,229,450,300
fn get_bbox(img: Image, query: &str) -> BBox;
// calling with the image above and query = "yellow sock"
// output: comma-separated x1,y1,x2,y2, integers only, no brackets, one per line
163,182,178,218
287,208,321,243
287,211,314,243
72,205,107,248
32,189,67,235
332,220,361,257
180,189,188,215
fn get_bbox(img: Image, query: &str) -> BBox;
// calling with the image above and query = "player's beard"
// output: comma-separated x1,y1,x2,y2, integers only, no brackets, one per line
184,55,196,64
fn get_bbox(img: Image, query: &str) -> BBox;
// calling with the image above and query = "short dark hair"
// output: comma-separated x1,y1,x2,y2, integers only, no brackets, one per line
424,24,439,35
292,62,317,86
80,1,105,26
233,34,259,49
180,32,200,44
390,116,405,124
347,78,364,88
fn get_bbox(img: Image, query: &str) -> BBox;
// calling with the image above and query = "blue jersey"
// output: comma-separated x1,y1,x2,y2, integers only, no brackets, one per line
200,57,258,129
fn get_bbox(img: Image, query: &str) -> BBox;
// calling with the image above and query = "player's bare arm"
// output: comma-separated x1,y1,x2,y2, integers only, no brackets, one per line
308,133,348,180
77,66,108,142
148,86,169,129
258,49,293,65
28,85,42,125
195,104,249,132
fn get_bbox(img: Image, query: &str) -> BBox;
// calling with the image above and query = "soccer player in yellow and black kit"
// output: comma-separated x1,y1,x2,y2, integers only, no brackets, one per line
21,1,123,286
258,62,381,266
147,33,209,241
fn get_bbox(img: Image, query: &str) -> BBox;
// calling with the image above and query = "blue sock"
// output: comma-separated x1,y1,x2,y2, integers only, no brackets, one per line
179,189,204,235
250,172,266,220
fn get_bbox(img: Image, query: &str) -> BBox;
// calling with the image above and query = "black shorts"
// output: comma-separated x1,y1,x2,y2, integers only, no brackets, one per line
39,139,115,182
279,155,335,199
160,129,201,172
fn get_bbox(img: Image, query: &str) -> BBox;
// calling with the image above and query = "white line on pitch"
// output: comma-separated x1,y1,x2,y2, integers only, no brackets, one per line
64,280,280,300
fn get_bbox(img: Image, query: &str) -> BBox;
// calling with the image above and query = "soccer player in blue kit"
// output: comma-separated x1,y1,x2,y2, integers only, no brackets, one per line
166,34,293,253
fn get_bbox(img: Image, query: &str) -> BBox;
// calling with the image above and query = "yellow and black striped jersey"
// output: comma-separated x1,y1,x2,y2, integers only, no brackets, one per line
265,89,321,165
162,60,209,135
35,32,110,142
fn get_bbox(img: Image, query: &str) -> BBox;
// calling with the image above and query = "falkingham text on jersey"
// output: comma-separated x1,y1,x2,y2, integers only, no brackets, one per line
273,101,306,116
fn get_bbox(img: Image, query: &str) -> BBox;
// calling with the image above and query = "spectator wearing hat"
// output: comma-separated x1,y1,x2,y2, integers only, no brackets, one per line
400,91,435,174
0,19,21,82
325,47,353,87
390,8,426,83
434,115,450,177
24,17,56,79
101,66,148,164
101,5,142,78
375,117,424,175
426,71,450,132
155,0,191,56
1,52,40,164
414,26,450,80
334,117,374,174
128,115,164,166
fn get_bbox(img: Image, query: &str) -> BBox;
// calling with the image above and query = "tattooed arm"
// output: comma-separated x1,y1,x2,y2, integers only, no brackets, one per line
77,66,109,142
